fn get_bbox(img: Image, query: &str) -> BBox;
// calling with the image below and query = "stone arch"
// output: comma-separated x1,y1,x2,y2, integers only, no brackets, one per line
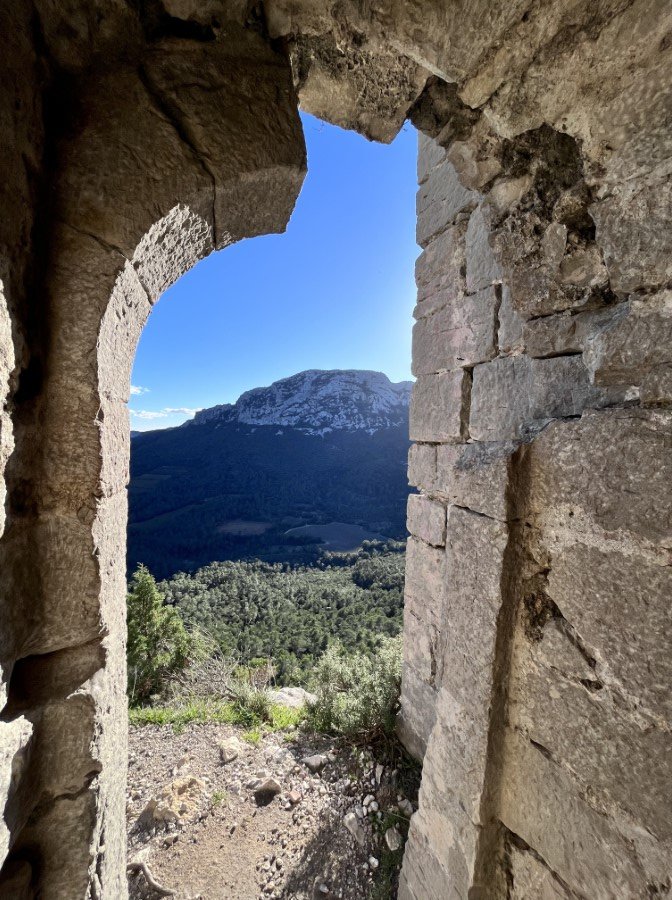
0,25,306,895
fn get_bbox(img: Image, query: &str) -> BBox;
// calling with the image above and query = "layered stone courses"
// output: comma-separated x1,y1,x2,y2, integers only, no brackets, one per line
400,122,672,898
1,0,671,896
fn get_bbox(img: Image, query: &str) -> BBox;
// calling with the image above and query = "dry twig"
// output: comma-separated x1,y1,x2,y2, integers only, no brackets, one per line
127,861,175,897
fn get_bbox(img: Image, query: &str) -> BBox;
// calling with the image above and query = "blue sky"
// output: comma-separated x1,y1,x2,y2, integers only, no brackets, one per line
130,113,419,430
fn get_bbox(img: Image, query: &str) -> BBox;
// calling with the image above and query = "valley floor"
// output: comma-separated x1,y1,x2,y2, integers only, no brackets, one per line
127,722,416,900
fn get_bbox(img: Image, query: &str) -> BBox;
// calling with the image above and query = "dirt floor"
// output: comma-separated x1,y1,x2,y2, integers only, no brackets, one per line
127,723,418,900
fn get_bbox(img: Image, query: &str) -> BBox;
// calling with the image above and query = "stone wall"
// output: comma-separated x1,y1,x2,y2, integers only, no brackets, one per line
398,128,672,898
0,0,671,896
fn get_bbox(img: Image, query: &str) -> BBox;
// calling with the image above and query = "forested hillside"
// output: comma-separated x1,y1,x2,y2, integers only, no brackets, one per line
159,542,405,684
129,370,412,578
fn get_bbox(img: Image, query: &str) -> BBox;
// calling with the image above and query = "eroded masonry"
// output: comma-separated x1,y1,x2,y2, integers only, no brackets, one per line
1,1,671,897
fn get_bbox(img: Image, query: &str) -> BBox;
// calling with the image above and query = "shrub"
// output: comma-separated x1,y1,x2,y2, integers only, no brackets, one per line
127,565,194,704
306,636,402,741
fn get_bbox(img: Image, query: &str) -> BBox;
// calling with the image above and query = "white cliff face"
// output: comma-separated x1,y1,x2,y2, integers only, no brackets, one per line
190,370,412,433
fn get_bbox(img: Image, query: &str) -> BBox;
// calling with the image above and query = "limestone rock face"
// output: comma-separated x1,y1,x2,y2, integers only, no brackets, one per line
2,0,672,897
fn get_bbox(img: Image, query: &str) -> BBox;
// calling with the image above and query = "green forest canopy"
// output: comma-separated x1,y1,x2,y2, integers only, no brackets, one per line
158,541,406,685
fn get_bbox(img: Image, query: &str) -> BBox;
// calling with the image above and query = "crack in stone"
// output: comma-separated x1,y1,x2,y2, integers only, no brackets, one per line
501,821,583,900
137,66,218,243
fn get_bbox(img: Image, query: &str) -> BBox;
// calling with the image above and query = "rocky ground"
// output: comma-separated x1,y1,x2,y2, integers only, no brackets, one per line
127,722,419,900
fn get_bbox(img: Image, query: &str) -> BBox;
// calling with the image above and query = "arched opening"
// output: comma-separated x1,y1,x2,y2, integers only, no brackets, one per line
120,111,419,898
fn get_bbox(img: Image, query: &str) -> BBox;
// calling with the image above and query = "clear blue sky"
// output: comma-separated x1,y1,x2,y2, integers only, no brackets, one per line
130,113,419,430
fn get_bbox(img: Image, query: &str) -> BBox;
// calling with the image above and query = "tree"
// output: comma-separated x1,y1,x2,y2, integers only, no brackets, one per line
127,565,193,704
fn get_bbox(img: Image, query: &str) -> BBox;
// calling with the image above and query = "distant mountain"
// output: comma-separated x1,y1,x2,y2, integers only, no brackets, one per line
189,369,413,434
128,370,412,579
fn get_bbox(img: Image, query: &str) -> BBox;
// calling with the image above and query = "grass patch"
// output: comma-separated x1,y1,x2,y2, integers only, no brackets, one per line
129,699,304,736
211,790,228,808
242,727,262,745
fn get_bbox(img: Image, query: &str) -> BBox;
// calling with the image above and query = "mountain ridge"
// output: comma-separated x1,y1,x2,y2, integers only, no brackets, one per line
186,369,412,435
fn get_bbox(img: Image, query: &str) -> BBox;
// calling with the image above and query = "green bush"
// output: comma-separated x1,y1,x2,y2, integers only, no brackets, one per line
306,636,402,740
127,565,194,704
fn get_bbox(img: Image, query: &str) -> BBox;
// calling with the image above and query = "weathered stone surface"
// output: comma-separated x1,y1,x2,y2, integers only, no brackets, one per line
435,441,516,521
33,0,141,72
132,205,213,303
0,719,32,863
398,663,438,762
470,354,620,442
526,408,672,547
414,224,466,319
584,294,672,388
143,35,306,247
512,642,672,843
641,365,672,406
441,506,508,711
591,181,672,294
288,36,429,144
403,537,445,635
400,536,445,758
417,132,447,185
412,286,498,375
0,281,15,540
525,306,625,359
407,493,446,547
407,443,436,491
497,285,524,356
417,159,477,247
501,730,647,899
409,371,470,443
547,544,672,723
508,843,573,899
465,205,502,293
446,136,502,192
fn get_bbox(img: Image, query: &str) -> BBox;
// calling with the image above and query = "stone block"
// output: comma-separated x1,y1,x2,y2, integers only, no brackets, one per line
98,261,151,402
401,687,487,900
54,68,214,256
641,365,672,406
591,180,672,294
412,286,498,375
417,132,447,185
493,225,605,320
441,506,508,710
403,536,445,632
417,158,478,247
414,224,466,319
510,642,672,845
547,544,672,723
465,204,502,293
584,293,672,387
0,719,32,863
435,440,516,521
500,729,646,899
529,618,594,684
524,305,625,359
509,844,573,899
409,371,470,443
497,285,524,355
526,408,672,547
398,662,438,761
470,354,621,442
132,204,213,302
143,35,306,246
407,493,446,547
408,443,437,490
